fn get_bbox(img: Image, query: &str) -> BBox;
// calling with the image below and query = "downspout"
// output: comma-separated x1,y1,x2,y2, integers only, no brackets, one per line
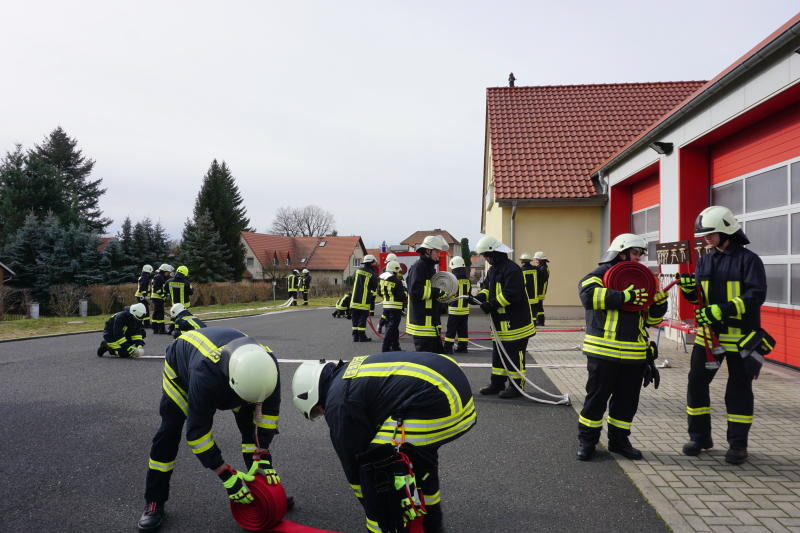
511,200,518,261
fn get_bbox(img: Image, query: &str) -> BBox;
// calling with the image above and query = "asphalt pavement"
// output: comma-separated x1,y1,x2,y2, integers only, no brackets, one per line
0,308,668,532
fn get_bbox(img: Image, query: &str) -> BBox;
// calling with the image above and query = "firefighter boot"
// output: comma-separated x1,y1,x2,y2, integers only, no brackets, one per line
137,501,165,531
608,438,643,460
353,332,360,343
97,342,107,357
498,379,523,399
442,341,454,355
359,332,372,342
576,443,595,461
682,437,714,456
479,381,505,395
725,447,748,465
454,342,469,353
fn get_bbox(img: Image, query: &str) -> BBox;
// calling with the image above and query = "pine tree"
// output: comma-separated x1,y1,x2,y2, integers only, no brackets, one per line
177,211,231,282
460,238,471,272
118,217,133,257
2,212,43,290
131,220,150,265
193,160,252,280
32,127,110,233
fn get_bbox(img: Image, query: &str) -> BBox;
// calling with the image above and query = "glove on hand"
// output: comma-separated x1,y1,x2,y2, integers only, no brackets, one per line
653,291,668,305
678,274,696,292
468,296,483,306
479,301,494,314
436,291,450,303
219,467,255,504
247,457,280,485
642,361,660,389
695,304,723,326
622,284,648,306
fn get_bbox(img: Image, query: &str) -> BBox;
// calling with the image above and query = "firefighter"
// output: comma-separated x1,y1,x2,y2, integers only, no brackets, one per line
97,303,147,358
378,260,407,352
533,251,550,326
406,235,449,353
519,253,538,334
350,255,378,342
443,256,471,354
137,326,281,531
377,258,397,334
136,265,154,329
576,233,667,462
291,351,477,533
167,266,193,334
472,235,535,399
299,268,311,305
150,264,173,335
288,269,299,305
678,206,769,465
169,303,207,338
332,292,352,319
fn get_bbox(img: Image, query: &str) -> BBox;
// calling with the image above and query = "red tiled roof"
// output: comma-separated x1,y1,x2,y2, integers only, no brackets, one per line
487,81,706,199
241,232,296,267
400,229,459,246
241,232,365,271
98,237,114,252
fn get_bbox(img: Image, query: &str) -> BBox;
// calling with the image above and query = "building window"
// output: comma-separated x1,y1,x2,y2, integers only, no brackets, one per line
353,257,360,267
712,156,800,308
285,257,290,266
272,256,278,266
246,257,254,267
631,205,659,269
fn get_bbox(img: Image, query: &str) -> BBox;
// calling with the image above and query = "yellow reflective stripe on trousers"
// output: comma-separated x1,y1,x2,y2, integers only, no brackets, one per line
366,517,381,532
180,330,221,362
686,406,711,416
187,430,215,454
350,483,363,499
424,490,441,505
607,416,631,430
241,443,256,454
256,413,279,430
579,415,603,428
727,413,753,424
148,457,176,472
162,363,188,415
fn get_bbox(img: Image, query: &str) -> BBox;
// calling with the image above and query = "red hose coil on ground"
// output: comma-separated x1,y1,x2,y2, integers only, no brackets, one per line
602,261,657,312
231,476,288,531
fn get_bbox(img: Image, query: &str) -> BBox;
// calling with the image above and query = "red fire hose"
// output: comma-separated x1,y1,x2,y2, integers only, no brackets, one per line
602,261,658,312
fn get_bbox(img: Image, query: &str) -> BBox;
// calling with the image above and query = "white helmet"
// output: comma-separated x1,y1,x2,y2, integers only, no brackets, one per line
292,360,329,420
386,260,403,275
228,341,278,403
142,264,153,273
476,235,512,254
600,233,647,263
519,253,532,261
385,253,398,262
159,263,174,272
170,303,185,318
129,303,147,319
302,268,309,274
694,206,742,236
533,251,547,261
417,235,449,252
132,347,145,358
449,256,466,269
362,254,376,264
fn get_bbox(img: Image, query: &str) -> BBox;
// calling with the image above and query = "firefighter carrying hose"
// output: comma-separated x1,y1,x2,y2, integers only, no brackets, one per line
405,235,449,353
169,303,207,338
472,235,535,399
136,265,153,328
576,233,667,461
288,269,299,305
378,260,407,352
96,303,147,357
150,264,173,335
350,255,378,342
533,251,550,326
678,206,769,465
443,256,471,354
137,326,281,531
291,351,476,533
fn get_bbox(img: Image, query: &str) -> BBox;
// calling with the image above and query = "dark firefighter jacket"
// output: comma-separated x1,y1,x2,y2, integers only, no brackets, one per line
164,326,281,470
322,351,476,498
521,264,538,305
447,267,471,316
171,310,207,338
150,271,168,300
535,264,550,302
680,244,767,353
475,256,535,342
299,273,311,292
578,262,668,363
335,293,352,311
167,272,193,306
136,271,152,298
405,256,445,337
103,307,145,353
379,273,407,310
288,273,298,292
350,265,378,312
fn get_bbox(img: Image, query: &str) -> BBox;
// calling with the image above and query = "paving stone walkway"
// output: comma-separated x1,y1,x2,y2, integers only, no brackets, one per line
530,322,800,533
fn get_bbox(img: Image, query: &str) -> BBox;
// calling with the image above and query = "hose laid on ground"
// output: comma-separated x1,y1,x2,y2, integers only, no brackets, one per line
197,297,296,317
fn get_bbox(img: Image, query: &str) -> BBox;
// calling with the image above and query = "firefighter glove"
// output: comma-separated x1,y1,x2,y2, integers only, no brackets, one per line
695,304,724,326
642,361,660,389
247,457,280,485
678,274,696,292
653,290,668,305
479,301,494,314
622,285,648,306
219,467,255,504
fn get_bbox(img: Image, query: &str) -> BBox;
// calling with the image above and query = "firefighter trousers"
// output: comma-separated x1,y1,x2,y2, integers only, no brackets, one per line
490,338,527,387
444,314,468,349
687,344,754,448
136,297,151,327
578,357,644,445
151,299,165,332
352,309,369,339
144,390,186,503
381,309,402,352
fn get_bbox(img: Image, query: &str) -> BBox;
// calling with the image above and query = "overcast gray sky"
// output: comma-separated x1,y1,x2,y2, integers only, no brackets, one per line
1,1,797,249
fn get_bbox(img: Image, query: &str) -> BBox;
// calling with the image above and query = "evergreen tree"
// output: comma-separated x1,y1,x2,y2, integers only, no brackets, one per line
118,217,133,257
131,220,150,264
2,212,43,290
101,238,136,284
460,238,471,272
32,127,110,233
193,160,252,280
149,221,171,265
177,211,231,282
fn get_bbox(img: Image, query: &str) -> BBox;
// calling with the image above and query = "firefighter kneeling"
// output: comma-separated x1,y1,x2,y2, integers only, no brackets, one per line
97,303,147,358
292,352,477,533
169,303,207,338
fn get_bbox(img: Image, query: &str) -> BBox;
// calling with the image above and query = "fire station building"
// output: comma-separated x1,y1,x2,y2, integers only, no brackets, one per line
592,15,800,367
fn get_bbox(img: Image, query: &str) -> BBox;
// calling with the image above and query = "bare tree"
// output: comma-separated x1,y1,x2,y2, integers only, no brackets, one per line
270,205,336,237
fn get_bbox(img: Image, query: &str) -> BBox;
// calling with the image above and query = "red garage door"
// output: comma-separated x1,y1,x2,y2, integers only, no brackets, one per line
709,102,800,367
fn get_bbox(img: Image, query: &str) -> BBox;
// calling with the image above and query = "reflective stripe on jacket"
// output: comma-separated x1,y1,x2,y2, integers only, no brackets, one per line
448,267,471,316
350,266,377,311
405,256,444,337
476,256,534,341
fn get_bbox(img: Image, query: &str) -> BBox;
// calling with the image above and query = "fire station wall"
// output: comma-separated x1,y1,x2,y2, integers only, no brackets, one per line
514,206,602,306
482,201,511,249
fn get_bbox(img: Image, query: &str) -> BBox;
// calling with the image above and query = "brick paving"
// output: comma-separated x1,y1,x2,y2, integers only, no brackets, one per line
531,321,800,533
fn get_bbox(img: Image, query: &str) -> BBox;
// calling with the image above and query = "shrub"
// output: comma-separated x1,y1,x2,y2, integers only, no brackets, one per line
87,285,118,315
49,284,86,317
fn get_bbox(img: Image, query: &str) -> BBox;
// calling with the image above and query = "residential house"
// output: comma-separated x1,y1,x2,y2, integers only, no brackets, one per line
400,229,461,258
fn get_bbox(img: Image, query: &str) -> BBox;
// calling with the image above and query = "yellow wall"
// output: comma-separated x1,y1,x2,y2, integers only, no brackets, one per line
512,205,601,306
483,201,510,244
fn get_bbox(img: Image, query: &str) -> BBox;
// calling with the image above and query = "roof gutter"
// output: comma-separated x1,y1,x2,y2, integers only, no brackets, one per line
594,19,800,177
497,196,607,207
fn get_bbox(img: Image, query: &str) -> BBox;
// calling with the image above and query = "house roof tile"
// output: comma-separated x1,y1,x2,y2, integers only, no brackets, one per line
400,229,459,247
241,232,365,271
487,81,706,199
